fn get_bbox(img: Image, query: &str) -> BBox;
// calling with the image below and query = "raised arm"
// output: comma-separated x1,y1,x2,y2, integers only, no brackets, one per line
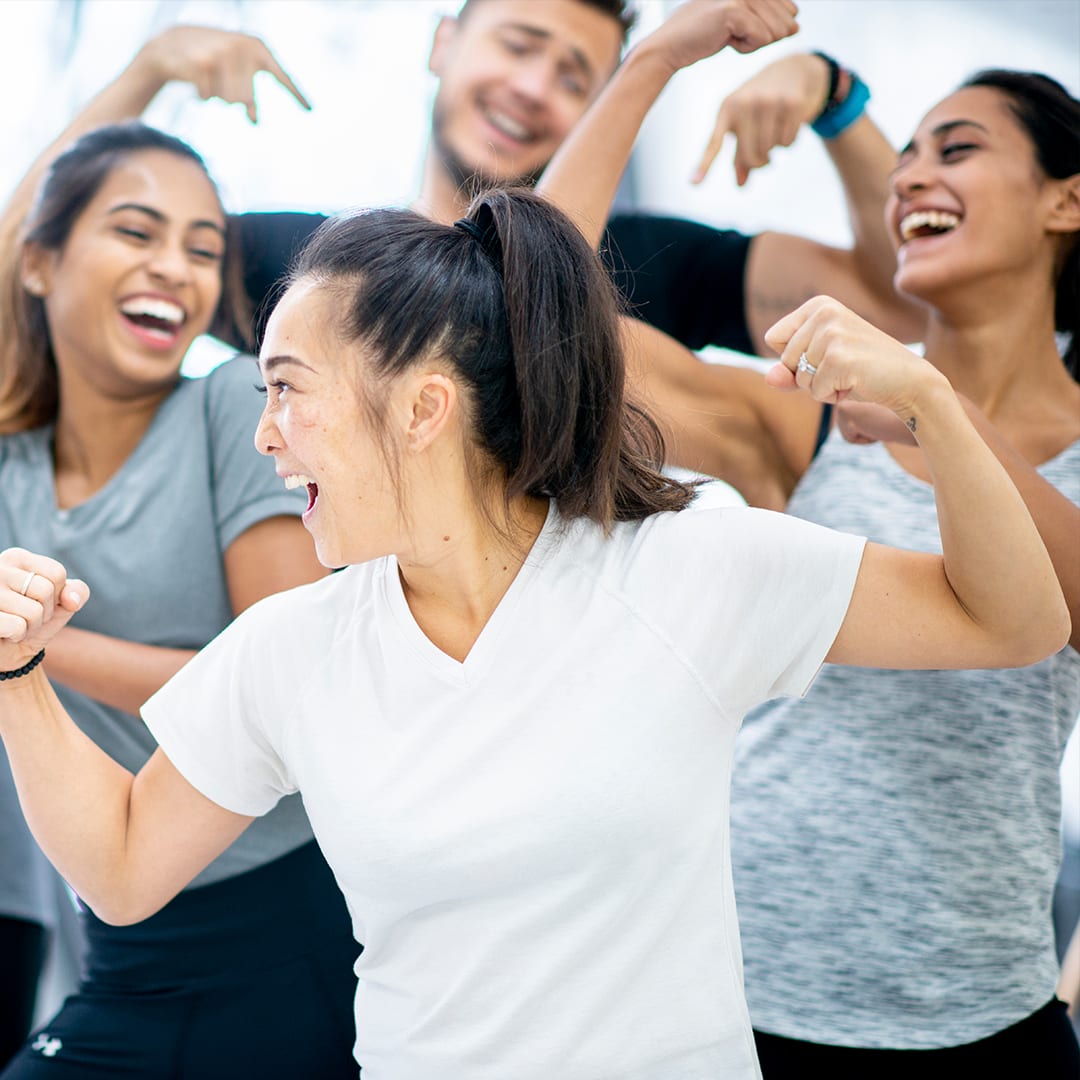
0,27,307,252
834,396,1080,653
0,552,251,925
762,297,1070,669
620,318,821,509
538,0,799,248
695,51,926,351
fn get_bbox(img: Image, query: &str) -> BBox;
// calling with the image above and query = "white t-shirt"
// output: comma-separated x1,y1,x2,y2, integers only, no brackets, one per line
143,501,865,1080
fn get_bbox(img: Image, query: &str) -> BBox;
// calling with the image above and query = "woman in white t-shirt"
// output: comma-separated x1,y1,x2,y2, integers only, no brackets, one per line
0,185,1068,1080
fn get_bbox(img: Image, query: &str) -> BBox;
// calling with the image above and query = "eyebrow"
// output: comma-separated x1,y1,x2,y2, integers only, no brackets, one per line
259,354,317,375
899,119,991,156
107,202,226,236
499,22,595,82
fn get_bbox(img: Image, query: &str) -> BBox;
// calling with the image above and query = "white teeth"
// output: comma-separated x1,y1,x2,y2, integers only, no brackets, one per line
119,297,185,324
485,110,532,141
284,474,315,490
899,210,960,242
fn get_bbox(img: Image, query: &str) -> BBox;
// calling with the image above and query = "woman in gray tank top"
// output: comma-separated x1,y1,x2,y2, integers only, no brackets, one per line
537,46,1080,1077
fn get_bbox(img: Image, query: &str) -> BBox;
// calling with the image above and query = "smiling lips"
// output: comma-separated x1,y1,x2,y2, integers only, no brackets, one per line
483,106,537,144
118,295,186,345
899,209,961,243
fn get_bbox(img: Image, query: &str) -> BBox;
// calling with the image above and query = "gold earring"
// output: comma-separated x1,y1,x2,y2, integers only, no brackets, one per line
23,276,44,296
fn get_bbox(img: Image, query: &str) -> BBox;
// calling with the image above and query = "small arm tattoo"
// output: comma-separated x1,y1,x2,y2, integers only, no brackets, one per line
906,416,917,435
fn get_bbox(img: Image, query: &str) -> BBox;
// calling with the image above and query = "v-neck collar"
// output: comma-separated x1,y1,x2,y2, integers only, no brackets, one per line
380,499,561,686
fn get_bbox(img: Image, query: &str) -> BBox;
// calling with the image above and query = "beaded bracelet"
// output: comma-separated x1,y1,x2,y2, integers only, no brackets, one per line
811,52,871,140
0,648,45,681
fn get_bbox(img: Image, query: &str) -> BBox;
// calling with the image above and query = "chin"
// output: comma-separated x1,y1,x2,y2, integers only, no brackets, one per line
894,259,959,304
462,143,548,188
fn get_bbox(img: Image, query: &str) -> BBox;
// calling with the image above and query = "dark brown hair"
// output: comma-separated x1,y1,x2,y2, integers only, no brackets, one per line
0,121,248,433
458,0,636,42
962,70,1080,380
289,187,693,529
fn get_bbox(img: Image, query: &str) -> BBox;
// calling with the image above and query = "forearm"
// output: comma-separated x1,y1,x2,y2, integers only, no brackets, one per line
955,402,1080,651
824,111,904,304
913,379,1069,661
539,45,677,249
0,670,138,920
44,627,195,717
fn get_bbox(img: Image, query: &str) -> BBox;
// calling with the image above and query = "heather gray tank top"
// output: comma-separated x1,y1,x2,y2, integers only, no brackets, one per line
731,430,1080,1048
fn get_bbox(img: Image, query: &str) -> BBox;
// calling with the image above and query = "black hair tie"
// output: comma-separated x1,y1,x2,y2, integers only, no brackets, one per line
453,201,503,271
454,218,484,242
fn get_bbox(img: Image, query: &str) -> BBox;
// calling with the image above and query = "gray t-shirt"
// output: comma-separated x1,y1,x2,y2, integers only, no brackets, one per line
0,357,315,917
731,430,1080,1049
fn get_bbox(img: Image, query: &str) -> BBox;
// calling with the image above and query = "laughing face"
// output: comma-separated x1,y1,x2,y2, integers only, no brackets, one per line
25,148,225,402
427,0,623,189
255,280,408,570
887,86,1062,304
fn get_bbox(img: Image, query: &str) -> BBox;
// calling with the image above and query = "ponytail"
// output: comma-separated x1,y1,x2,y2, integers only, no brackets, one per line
290,188,694,529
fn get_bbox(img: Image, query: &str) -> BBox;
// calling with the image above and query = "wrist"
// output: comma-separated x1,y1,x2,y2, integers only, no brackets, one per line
901,368,960,438
811,53,870,139
624,33,685,84
0,649,46,684
126,39,175,97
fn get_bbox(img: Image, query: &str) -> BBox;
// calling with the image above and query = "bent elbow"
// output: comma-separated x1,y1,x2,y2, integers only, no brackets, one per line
995,601,1072,669
81,890,169,928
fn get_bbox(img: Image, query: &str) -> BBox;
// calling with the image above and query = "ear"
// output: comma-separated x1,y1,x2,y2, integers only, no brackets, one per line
20,242,54,298
405,371,457,453
428,16,458,77
1046,172,1080,235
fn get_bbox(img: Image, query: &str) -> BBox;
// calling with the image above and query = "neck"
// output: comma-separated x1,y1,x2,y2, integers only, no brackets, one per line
52,373,172,507
397,487,550,661
414,149,472,225
919,272,1074,420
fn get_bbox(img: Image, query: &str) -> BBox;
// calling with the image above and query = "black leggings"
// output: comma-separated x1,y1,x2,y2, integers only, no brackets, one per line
0,917,46,1071
754,998,1080,1079
1,841,359,1080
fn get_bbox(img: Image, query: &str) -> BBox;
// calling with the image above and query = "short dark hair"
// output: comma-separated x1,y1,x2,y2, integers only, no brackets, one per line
458,0,636,43
0,121,247,433
289,188,692,530
962,70,1080,380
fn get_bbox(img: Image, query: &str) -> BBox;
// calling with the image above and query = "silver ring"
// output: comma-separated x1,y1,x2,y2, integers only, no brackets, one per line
797,353,818,377
17,571,36,596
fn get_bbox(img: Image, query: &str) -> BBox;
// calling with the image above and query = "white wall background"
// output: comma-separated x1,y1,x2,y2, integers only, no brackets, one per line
3,0,1078,244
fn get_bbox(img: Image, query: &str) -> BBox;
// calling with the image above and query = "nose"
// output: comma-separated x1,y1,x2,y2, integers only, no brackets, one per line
146,238,193,286
506,56,556,108
254,401,280,457
891,153,933,199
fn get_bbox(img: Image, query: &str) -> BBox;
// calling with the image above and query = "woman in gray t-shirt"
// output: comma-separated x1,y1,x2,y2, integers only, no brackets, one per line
0,121,357,1078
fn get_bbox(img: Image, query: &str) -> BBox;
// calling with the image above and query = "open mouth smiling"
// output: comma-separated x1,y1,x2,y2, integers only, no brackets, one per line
899,210,961,243
482,106,540,145
119,296,186,343
285,473,319,514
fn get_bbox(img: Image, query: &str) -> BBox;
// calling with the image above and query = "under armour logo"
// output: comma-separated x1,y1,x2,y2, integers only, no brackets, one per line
31,1034,63,1058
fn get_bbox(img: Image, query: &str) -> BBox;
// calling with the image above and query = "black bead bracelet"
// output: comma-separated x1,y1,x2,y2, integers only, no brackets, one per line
0,648,45,681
